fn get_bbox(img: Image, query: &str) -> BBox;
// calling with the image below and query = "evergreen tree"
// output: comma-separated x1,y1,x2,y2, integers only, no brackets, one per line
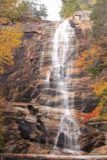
0,0,47,21
60,0,98,18
91,0,107,38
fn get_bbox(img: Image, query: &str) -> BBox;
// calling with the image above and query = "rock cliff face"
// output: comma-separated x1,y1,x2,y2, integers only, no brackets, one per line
0,20,104,155
0,20,98,112
1,20,56,102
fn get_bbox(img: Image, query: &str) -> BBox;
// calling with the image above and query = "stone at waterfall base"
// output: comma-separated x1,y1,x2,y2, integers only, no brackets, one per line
80,132,106,152
90,145,107,155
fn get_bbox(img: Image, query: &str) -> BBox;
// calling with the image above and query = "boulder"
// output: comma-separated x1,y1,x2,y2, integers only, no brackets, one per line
19,116,48,143
90,145,107,155
80,132,106,152
19,120,37,140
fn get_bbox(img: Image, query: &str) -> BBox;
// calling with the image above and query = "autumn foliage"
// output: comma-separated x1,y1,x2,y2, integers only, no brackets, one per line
76,3,107,123
77,38,107,123
78,79,107,123
0,24,23,74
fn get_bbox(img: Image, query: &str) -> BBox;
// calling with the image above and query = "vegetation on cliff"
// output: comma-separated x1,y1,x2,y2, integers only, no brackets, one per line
60,0,80,18
0,24,23,146
77,0,107,123
60,0,107,123
0,0,47,22
60,0,97,18
0,0,47,147
0,24,23,74
0,0,29,21
0,0,47,73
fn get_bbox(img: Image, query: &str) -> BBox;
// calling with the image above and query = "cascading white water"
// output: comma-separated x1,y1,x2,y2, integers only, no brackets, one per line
50,20,81,152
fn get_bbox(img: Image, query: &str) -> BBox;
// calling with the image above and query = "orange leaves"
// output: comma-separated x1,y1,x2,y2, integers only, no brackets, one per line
76,38,107,71
80,78,107,124
79,104,103,123
76,44,99,69
0,24,23,74
80,112,98,124
92,79,107,109
76,38,107,123
76,51,87,68
0,18,9,24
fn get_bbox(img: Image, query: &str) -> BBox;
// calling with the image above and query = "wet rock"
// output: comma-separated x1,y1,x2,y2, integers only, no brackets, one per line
4,140,30,154
15,87,33,102
12,141,30,154
19,113,48,143
57,132,65,148
56,132,78,150
41,88,62,96
80,132,106,152
89,122,107,132
0,20,97,114
0,21,54,102
82,97,100,113
0,19,104,156
19,120,37,140
69,20,75,28
80,125,97,134
27,104,39,115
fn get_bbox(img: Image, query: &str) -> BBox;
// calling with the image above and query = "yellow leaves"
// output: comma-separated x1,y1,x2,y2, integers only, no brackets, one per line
0,18,9,24
93,103,103,116
91,0,97,5
76,45,99,69
0,0,17,8
81,79,107,123
93,78,107,109
93,80,107,96
77,37,107,123
88,79,107,122
0,24,23,74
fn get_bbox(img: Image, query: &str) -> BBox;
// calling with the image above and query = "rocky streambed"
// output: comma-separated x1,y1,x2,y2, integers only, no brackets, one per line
0,102,106,155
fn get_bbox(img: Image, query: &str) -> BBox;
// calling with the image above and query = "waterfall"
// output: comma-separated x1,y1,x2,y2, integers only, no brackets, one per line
49,20,81,152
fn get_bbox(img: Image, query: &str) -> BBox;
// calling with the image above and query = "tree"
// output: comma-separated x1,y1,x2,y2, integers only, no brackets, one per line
76,0,107,123
91,0,107,39
38,4,47,19
30,2,47,20
60,0,98,18
0,0,47,21
0,0,30,21
60,0,81,18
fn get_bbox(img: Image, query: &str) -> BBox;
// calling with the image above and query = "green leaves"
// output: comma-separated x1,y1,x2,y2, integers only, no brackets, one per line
31,3,47,20
0,0,47,21
60,0,95,18
91,0,107,39
0,0,30,21
88,65,107,76
60,0,81,18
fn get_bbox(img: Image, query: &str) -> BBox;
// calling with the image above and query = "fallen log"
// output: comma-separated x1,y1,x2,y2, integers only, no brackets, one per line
1,154,107,160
